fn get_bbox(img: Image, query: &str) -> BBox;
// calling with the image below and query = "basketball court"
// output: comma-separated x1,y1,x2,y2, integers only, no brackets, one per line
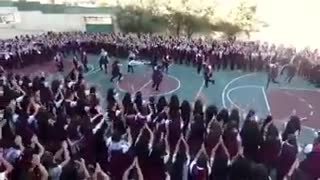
16,54,320,145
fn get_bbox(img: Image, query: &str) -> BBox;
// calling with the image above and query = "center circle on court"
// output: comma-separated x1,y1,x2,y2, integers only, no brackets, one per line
117,73,180,97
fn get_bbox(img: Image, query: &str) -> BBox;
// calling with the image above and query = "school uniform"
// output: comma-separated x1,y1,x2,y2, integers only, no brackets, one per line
110,63,122,82
127,52,136,73
99,53,109,73
152,66,163,91
204,65,214,88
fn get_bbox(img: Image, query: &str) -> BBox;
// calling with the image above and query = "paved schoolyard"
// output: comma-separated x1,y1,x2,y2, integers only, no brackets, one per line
18,54,320,146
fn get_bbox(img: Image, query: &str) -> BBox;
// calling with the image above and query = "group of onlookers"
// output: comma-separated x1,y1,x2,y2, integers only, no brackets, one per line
1,56,320,180
0,32,319,84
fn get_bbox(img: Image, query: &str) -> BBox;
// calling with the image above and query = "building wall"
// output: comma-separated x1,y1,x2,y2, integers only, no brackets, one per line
15,11,86,31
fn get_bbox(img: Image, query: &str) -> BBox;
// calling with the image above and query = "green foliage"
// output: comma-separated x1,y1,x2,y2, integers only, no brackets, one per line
116,6,168,33
115,0,259,38
164,0,215,37
212,21,242,39
229,0,258,37
184,14,213,38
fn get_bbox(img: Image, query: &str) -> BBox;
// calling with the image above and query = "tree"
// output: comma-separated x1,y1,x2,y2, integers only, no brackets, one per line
164,0,216,37
212,21,242,40
115,5,169,33
228,0,258,38
184,14,213,38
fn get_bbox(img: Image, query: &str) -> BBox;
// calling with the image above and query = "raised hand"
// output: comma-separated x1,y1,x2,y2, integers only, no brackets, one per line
31,135,39,144
14,135,22,146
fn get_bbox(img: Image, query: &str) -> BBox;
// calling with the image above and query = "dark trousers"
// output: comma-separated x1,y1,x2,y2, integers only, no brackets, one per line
204,76,215,88
152,80,161,91
100,63,108,73
163,63,169,73
266,74,279,89
286,70,296,83
127,65,134,73
197,63,202,74
57,64,64,72
110,73,122,82
83,63,89,72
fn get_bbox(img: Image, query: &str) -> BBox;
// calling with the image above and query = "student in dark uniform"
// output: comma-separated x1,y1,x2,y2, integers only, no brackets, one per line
110,60,122,82
55,53,64,72
266,63,280,89
72,55,79,70
162,54,170,73
152,65,163,91
99,50,109,73
204,64,215,88
81,51,89,72
280,55,298,84
196,52,204,74
127,51,136,73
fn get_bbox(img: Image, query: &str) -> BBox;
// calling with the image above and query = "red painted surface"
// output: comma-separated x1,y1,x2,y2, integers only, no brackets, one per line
268,89,320,129
118,73,179,97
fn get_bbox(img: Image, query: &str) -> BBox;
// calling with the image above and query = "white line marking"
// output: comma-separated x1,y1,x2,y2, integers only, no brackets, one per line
226,85,268,112
135,80,152,93
299,98,306,103
117,74,181,97
310,111,314,116
262,87,271,113
195,81,205,100
86,64,94,74
86,68,100,76
308,104,313,109
222,73,257,108
278,87,320,92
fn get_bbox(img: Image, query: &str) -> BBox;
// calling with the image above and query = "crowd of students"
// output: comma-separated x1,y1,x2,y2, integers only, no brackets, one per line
0,32,320,84
0,32,320,180
1,62,320,180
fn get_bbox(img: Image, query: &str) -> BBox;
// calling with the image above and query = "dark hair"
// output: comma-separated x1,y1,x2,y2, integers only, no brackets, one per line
193,99,203,115
180,100,191,121
240,120,262,152
205,105,218,125
216,108,229,124
282,115,301,141
250,164,269,180
122,92,132,114
157,96,167,112
134,91,143,112
229,108,240,126
106,88,116,105
229,157,252,180
265,123,279,141
89,86,96,94
169,94,180,119
245,109,255,121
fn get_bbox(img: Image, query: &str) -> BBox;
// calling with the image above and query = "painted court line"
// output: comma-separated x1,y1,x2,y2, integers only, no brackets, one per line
281,90,315,118
261,87,271,113
117,74,181,97
222,73,257,108
135,80,152,94
310,111,314,116
226,85,268,113
278,87,320,92
195,81,205,100
299,98,307,103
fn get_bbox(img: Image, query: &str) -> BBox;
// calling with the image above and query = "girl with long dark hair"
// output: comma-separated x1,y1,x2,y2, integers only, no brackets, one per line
171,135,190,180
180,100,191,136
276,134,299,180
168,94,180,120
240,119,263,162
